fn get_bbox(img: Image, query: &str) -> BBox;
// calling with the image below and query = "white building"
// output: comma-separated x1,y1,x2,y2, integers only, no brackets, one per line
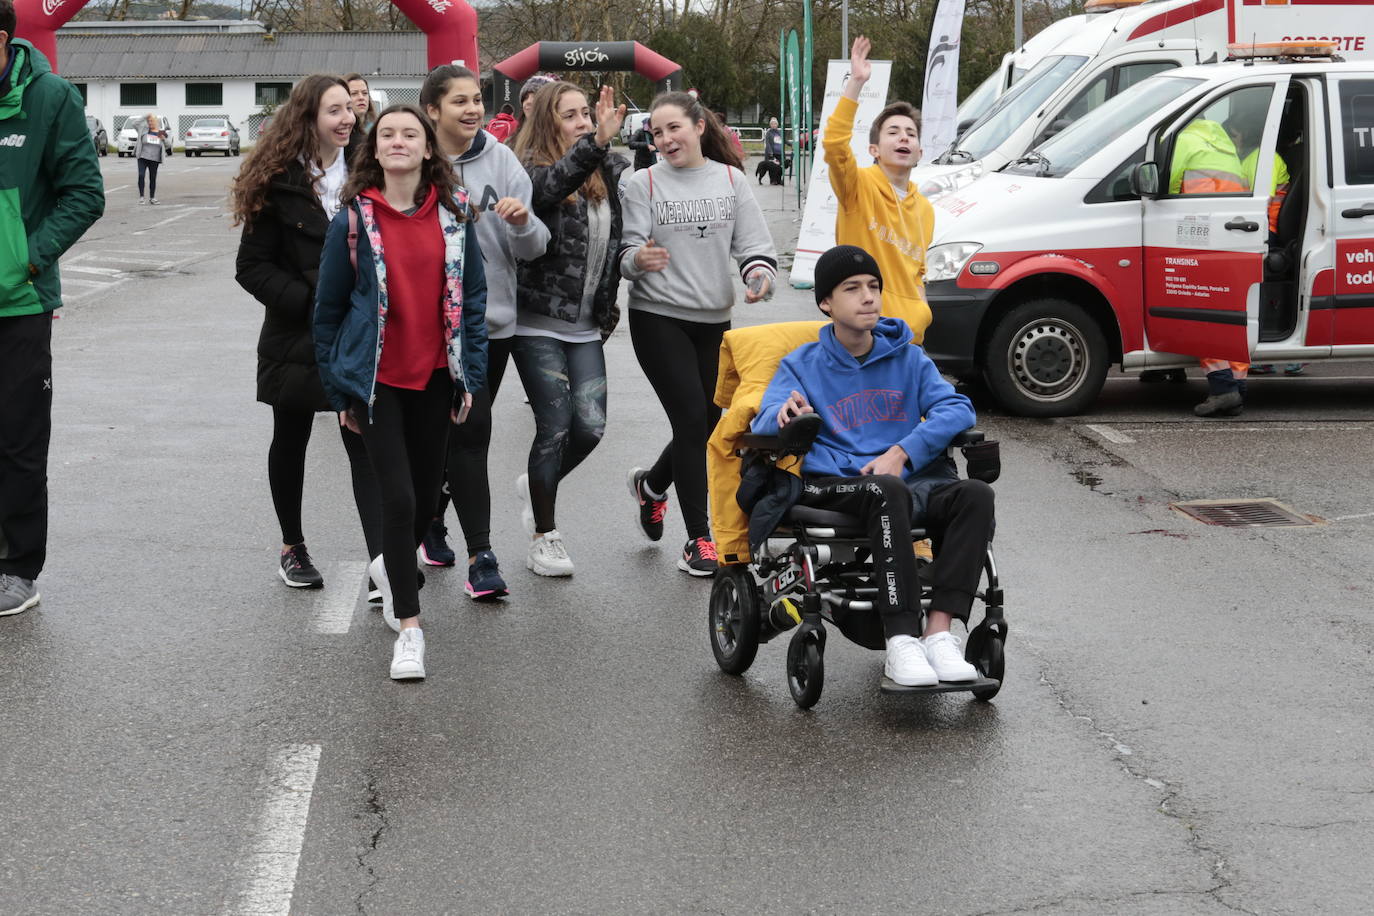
56,20,426,146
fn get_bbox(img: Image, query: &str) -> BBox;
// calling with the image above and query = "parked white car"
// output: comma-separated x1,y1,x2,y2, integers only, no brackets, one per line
184,118,241,156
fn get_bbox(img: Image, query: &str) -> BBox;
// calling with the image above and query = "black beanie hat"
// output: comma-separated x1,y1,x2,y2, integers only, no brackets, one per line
814,245,883,306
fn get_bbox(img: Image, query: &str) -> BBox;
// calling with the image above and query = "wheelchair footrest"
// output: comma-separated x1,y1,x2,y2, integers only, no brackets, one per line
879,675,1001,695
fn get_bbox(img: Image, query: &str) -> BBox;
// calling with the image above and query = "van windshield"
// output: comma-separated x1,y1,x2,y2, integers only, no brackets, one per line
956,68,1004,133
940,54,1088,162
1006,75,1202,178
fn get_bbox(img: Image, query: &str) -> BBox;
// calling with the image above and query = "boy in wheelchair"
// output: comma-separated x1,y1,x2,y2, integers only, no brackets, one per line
751,246,995,687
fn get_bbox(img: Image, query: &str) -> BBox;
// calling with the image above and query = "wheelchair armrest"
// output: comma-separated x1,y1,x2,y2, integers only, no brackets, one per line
738,412,822,457
951,429,985,447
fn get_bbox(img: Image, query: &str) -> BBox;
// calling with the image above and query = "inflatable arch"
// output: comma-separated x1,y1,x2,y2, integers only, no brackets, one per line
490,41,683,114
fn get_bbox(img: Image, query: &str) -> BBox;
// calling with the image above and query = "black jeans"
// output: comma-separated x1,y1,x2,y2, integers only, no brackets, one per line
267,406,382,558
356,370,452,621
0,313,53,581
798,475,995,638
511,335,606,534
136,158,160,198
437,337,515,557
629,310,728,540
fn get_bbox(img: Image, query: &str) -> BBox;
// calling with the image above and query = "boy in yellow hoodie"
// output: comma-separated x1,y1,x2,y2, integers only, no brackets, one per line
823,35,935,342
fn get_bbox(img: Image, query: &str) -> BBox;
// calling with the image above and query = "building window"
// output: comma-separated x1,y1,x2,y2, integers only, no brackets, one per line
255,82,293,107
74,83,88,104
185,83,223,106
119,83,156,107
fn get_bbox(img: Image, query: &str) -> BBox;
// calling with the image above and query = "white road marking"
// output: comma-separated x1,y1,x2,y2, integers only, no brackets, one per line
131,209,215,235
1085,423,1135,444
104,183,130,193
312,561,369,634
1118,425,1369,434
1329,511,1374,521
63,264,124,276
228,744,322,916
1107,375,1374,383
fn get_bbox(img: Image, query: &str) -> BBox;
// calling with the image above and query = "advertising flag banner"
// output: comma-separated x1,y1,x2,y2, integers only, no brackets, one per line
802,0,815,181
790,58,893,287
920,0,967,164
786,29,802,201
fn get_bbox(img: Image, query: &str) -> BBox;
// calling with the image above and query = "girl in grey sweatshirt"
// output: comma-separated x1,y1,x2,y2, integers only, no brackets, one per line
618,92,778,576
422,65,551,599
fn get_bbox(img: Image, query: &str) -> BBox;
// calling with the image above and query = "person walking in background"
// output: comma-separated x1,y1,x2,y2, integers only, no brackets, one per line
136,112,168,204
421,64,550,600
486,104,518,144
345,73,379,135
627,120,656,171
232,74,382,590
619,90,776,576
0,0,105,618
511,82,627,577
314,105,488,681
824,36,935,341
511,74,556,144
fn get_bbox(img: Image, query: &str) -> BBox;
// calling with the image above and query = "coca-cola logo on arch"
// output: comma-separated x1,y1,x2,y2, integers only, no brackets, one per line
42,0,69,16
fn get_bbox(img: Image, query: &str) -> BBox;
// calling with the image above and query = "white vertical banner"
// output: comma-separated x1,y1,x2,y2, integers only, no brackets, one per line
791,58,893,288
920,0,967,164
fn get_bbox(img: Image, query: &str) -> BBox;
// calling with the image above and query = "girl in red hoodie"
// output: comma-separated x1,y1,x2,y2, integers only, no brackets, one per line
315,106,488,681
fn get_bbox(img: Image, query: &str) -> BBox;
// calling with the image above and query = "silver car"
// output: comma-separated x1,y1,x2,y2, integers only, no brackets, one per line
184,118,241,157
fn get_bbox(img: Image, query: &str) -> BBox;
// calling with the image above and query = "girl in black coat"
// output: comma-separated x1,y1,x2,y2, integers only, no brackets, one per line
232,74,381,589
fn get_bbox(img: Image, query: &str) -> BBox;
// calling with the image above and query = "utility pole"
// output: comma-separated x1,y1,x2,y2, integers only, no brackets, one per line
842,0,849,57
1015,0,1024,48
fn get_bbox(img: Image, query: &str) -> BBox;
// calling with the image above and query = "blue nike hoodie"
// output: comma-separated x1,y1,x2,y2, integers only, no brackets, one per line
753,317,975,508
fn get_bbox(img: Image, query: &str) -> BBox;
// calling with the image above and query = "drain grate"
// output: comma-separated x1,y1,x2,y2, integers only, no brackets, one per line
1171,498,1319,528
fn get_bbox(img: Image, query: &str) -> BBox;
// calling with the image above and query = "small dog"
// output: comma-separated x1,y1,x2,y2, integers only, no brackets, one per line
755,158,784,186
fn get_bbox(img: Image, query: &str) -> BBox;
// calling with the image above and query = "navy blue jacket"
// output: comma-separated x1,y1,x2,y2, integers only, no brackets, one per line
314,196,487,414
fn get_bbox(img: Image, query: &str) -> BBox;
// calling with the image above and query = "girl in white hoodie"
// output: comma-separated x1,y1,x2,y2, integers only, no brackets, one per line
421,65,551,599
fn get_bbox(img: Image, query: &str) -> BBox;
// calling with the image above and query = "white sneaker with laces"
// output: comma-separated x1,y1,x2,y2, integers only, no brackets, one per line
390,627,425,680
367,555,400,633
516,473,536,537
527,529,574,577
922,631,979,682
885,634,938,687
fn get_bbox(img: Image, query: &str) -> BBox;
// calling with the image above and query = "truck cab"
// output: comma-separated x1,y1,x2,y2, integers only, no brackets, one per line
921,49,1374,417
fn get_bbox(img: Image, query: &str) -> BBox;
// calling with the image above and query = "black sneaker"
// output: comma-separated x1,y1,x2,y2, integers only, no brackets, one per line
465,550,509,601
628,467,668,542
420,518,456,567
279,544,324,588
678,537,718,577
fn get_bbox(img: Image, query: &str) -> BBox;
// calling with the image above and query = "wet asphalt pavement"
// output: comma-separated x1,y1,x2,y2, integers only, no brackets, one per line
2,154,1372,915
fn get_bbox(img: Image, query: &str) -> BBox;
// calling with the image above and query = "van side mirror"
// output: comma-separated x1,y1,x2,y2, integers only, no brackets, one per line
1130,162,1161,198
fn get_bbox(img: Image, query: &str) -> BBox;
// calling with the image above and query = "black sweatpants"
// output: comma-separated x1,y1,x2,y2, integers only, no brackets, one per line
437,337,514,557
267,406,382,559
0,313,53,581
798,475,995,638
629,310,728,540
357,370,452,621
136,158,160,198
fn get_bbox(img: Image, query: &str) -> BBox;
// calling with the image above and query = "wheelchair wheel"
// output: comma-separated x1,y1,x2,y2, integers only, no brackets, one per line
966,620,1006,701
709,566,761,675
786,631,824,709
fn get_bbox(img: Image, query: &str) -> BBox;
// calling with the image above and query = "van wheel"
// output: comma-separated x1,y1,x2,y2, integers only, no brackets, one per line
983,298,1108,417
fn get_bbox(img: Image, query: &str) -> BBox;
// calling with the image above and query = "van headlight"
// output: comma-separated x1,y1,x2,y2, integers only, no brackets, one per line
925,242,983,282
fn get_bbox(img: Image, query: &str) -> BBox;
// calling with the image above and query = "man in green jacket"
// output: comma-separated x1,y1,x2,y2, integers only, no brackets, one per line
0,1,104,617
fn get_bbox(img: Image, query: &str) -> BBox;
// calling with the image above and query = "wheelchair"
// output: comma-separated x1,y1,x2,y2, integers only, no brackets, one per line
708,413,1008,709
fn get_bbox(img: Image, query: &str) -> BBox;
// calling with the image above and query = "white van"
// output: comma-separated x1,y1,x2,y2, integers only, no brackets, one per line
952,12,1096,138
918,0,1374,201
920,49,1374,416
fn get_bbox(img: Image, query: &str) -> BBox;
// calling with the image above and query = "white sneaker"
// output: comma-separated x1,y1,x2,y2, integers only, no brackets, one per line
390,627,425,680
367,555,400,633
885,634,938,687
922,631,979,682
527,530,574,577
516,473,536,536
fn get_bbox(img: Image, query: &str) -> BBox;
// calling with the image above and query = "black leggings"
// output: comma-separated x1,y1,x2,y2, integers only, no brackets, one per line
137,158,160,198
629,310,728,540
268,406,382,557
436,337,515,557
798,476,995,637
356,370,452,621
511,336,607,534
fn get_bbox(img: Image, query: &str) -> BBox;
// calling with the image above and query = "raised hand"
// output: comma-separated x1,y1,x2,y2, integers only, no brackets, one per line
850,36,873,85
634,238,671,272
492,196,529,226
594,85,628,147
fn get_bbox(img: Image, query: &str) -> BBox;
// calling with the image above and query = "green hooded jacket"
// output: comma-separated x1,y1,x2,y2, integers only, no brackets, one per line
0,39,104,318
